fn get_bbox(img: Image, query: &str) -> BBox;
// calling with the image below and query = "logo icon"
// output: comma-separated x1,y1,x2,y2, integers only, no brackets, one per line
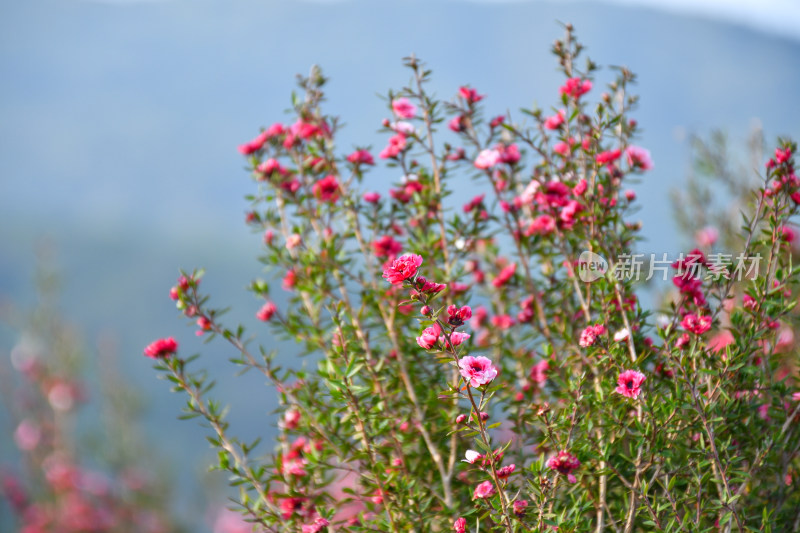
577,251,608,283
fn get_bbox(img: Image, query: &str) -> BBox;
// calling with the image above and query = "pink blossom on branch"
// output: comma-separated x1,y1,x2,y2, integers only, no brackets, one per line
474,148,501,169
416,323,441,350
391,97,417,119
559,77,592,99
143,337,178,359
382,254,423,284
681,313,712,335
473,480,495,499
346,149,375,166
458,356,499,388
547,451,581,483
625,145,653,170
312,175,340,203
615,370,646,399
237,131,268,155
459,86,485,103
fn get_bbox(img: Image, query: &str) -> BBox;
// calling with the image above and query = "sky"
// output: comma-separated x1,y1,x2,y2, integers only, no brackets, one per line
1,0,799,530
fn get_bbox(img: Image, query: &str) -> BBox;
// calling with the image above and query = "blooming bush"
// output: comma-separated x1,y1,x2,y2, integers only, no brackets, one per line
0,259,182,533
148,26,800,532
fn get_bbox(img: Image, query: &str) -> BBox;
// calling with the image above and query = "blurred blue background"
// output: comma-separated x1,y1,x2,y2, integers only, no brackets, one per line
1,0,799,529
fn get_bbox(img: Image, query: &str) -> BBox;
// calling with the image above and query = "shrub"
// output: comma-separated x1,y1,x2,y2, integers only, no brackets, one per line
148,25,800,532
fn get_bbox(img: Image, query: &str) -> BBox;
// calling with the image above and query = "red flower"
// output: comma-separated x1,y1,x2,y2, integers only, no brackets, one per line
144,337,178,359
312,175,340,203
382,254,423,284
453,517,467,533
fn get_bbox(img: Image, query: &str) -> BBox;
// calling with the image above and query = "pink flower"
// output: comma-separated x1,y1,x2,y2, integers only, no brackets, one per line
615,370,646,399
449,114,466,132
696,226,719,248
544,109,565,130
459,86,485,103
492,263,517,287
256,158,287,177
144,337,178,359
286,233,302,250
257,302,277,322
392,97,417,119
496,464,515,478
453,517,467,533
491,314,514,329
474,148,501,169
283,408,301,430
779,225,796,243
372,236,403,258
237,131,268,155
529,359,549,384
379,133,408,159
553,141,570,156
347,149,375,166
775,146,792,164
14,420,41,451
417,323,441,350
382,254,423,284
579,324,606,347
313,175,340,203
447,305,472,326
473,480,495,499
498,143,521,165
445,331,471,347
547,451,580,483
363,191,381,203
282,269,297,290
458,356,499,387
463,194,485,213
681,313,712,335
301,517,329,533
625,145,653,170
513,500,528,516
526,214,556,235
559,77,592,99
596,149,622,165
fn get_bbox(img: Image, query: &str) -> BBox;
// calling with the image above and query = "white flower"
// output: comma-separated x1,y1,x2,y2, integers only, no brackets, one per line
614,328,630,342
463,450,482,464
391,121,415,134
